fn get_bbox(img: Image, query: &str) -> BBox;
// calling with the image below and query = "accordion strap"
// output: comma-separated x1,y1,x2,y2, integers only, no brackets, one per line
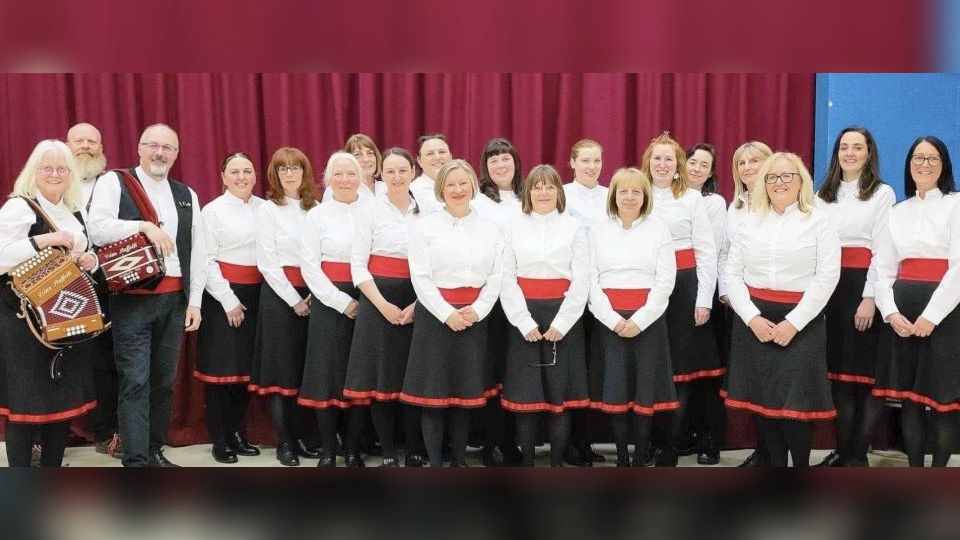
20,196,60,233
117,169,161,225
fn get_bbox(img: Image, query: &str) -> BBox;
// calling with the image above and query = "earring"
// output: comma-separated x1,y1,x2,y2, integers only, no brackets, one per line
673,172,680,180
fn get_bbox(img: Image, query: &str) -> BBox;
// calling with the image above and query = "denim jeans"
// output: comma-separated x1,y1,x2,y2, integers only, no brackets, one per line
110,293,186,467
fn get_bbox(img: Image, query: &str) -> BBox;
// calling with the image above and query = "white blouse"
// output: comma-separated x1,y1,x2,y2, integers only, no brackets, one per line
471,191,523,231
702,192,727,251
718,195,751,297
500,210,589,336
409,174,442,216
351,195,420,286
588,215,677,332
563,181,609,230
407,209,503,324
874,189,960,324
0,195,91,274
256,197,310,307
724,203,841,331
302,198,370,313
814,182,896,298
651,186,718,307
202,192,264,312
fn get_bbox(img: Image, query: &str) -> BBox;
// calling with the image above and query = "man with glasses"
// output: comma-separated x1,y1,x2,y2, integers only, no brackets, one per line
87,123,207,467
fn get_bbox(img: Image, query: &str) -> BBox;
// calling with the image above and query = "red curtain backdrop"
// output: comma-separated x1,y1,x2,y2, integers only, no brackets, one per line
0,73,817,448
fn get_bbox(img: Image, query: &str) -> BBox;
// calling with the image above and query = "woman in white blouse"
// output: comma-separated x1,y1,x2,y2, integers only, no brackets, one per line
196,152,265,464
500,164,589,467
723,152,840,467
400,160,503,467
640,132,720,466
343,148,425,467
813,127,895,468
588,167,678,467
321,133,387,203
872,136,960,467
0,140,98,467
298,152,370,467
248,147,320,467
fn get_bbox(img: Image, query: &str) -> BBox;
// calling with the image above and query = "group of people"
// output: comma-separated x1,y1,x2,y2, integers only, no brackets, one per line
1,121,958,467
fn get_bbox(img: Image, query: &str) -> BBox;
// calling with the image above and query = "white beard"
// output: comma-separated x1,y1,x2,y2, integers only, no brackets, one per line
147,161,170,177
75,153,107,180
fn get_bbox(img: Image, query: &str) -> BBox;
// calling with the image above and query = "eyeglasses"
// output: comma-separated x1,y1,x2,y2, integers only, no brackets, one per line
527,339,558,367
278,165,303,175
911,154,942,166
763,172,800,184
140,142,178,154
38,165,70,176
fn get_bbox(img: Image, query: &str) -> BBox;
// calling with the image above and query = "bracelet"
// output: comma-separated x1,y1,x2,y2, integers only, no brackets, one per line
28,237,39,251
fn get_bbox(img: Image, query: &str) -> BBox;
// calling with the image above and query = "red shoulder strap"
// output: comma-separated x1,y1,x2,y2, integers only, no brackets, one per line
116,169,160,225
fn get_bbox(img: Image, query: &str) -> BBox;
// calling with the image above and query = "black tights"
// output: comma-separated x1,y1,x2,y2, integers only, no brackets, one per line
268,395,310,446
610,414,653,465
205,384,251,445
315,407,366,456
681,378,725,448
831,383,884,462
421,407,471,467
514,412,571,466
901,403,957,467
370,401,422,461
759,418,812,467
5,421,70,467
483,399,517,452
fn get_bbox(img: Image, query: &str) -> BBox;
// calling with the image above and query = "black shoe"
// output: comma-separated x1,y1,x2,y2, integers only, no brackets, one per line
815,451,846,467
737,450,769,467
381,458,400,467
616,456,631,467
582,444,606,463
697,447,720,466
449,461,468,467
294,438,321,459
483,445,521,467
404,452,426,467
563,444,592,467
654,447,678,467
317,452,336,467
276,442,300,466
345,451,366,467
227,432,260,457
503,445,524,465
149,450,180,468
212,444,238,464
362,441,383,457
676,432,702,456
845,455,870,467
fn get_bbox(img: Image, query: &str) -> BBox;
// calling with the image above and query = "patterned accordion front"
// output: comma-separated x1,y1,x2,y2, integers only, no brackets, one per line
9,247,106,343
95,232,165,293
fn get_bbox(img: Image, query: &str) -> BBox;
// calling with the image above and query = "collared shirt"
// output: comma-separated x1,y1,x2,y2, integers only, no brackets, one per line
718,195,752,297
814,182,896,298
471,191,523,231
408,209,503,324
321,180,386,203
651,186,718,307
351,194,420,286
563,180,609,230
500,210,589,336
87,166,206,307
702,192,727,251
588,215,677,332
410,174,442,216
0,194,92,273
874,189,960,324
724,203,841,331
256,197,309,307
202,192,264,312
301,197,370,313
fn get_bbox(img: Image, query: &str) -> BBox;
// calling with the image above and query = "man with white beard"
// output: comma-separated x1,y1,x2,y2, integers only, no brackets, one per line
87,123,206,467
65,122,124,460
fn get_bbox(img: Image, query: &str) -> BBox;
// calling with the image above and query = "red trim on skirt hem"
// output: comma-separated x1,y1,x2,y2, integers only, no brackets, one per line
828,372,876,385
0,400,97,424
342,388,402,401
501,397,590,413
589,400,680,415
297,397,371,408
247,384,298,396
193,370,251,384
399,387,499,408
720,391,836,420
673,367,727,383
870,388,960,412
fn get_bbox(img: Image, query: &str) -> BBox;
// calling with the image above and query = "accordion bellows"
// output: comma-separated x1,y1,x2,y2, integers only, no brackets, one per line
96,233,166,293
9,247,106,343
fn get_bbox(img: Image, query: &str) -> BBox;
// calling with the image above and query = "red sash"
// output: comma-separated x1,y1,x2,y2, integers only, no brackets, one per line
840,247,872,269
321,261,352,283
603,288,650,311
282,266,306,287
439,287,482,305
218,261,263,285
675,248,696,270
517,278,570,300
898,258,948,282
126,276,183,295
747,286,803,304
368,255,410,279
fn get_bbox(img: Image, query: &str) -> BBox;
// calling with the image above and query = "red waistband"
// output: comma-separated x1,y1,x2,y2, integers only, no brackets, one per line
321,261,352,283
126,276,183,295
517,277,570,300
898,258,948,282
368,255,410,279
603,288,650,311
675,248,696,270
841,246,872,269
218,261,263,285
439,287,482,305
747,286,803,304
283,266,306,287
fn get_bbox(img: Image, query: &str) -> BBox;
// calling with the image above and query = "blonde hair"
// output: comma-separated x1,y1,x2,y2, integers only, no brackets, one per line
640,132,688,198
750,152,815,218
606,167,653,219
570,139,602,161
434,159,479,203
731,141,773,210
10,140,83,213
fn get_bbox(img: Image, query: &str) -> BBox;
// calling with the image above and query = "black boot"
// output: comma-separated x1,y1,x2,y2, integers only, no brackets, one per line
294,438,321,459
317,451,336,467
562,444,592,467
815,451,846,467
737,449,769,467
344,450,366,467
276,442,299,466
696,437,720,465
212,443,238,464
227,432,260,457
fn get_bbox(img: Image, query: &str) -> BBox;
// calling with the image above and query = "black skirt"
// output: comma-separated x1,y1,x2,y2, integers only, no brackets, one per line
825,268,881,386
872,280,960,412
0,286,96,424
666,268,724,383
298,282,365,409
588,311,679,416
723,296,835,421
343,277,417,402
500,298,589,414
487,300,510,386
195,284,260,385
247,283,310,396
400,303,497,409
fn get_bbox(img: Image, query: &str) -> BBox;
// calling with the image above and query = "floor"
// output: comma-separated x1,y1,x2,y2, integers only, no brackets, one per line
1,442,953,467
